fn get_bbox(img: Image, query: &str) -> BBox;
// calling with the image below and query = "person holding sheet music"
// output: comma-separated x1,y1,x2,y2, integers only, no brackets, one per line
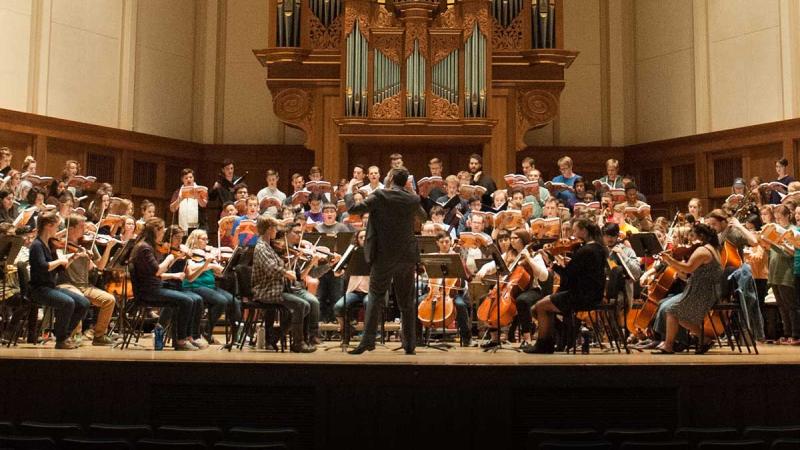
623,183,653,231
426,158,446,201
524,169,550,219
771,158,794,204
256,169,286,216
232,184,249,215
303,193,325,224
169,168,208,233
231,196,260,248
56,214,117,346
550,156,581,210
209,159,237,206
596,159,625,191
28,212,90,350
435,175,468,232
467,154,496,206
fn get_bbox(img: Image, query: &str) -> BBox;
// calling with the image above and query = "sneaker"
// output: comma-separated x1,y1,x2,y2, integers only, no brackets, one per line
92,335,114,346
55,340,78,350
174,341,198,351
190,338,209,349
83,329,95,340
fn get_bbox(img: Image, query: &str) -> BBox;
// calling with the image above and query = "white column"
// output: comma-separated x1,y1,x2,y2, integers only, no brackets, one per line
27,0,52,115
692,0,711,133
192,0,226,144
607,0,636,146
779,0,800,119
118,0,138,130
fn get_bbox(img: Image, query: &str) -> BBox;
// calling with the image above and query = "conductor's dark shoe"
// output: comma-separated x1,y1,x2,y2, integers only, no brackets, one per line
404,348,416,355
523,338,555,354
348,344,375,355
290,342,317,353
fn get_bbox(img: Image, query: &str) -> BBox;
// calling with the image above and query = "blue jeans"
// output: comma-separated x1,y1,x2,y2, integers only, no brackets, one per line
30,286,90,341
316,271,343,323
333,291,369,317
186,286,240,337
151,287,195,341
282,288,320,336
653,293,689,346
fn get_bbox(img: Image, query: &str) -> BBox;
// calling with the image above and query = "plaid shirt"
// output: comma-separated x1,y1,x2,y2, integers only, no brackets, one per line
251,237,285,303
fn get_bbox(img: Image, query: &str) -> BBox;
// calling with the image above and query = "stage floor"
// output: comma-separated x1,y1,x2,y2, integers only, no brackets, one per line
0,337,796,366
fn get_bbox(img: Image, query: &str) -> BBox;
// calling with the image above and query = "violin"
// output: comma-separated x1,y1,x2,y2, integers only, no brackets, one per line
542,237,583,257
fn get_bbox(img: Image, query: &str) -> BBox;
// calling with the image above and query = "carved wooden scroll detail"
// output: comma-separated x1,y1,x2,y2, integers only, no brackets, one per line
372,93,402,119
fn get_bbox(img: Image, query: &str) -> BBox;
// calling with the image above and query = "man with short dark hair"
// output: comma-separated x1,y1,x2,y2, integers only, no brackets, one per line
467,153,496,206
347,167,427,355
169,168,208,233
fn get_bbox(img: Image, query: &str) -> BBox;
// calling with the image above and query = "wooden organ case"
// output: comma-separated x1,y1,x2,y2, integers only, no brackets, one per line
255,0,577,180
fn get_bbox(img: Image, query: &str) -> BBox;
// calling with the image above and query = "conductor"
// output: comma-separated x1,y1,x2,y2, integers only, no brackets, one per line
347,167,427,355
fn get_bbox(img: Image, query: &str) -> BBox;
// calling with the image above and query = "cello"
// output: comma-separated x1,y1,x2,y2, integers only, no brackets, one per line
417,278,458,328
476,243,534,328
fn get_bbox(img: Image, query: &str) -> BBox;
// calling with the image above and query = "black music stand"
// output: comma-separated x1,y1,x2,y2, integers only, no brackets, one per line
326,246,369,352
482,242,518,353
108,239,137,349
0,236,23,344
419,253,466,351
300,232,337,252
628,232,663,257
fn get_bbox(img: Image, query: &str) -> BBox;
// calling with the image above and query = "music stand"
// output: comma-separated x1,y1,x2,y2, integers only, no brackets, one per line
628,232,663,258
482,242,518,353
326,246,369,352
108,239,138,349
0,235,23,343
419,253,466,351
301,232,337,252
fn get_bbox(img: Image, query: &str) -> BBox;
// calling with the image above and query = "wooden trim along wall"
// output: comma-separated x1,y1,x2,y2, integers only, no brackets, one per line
2,107,800,222
624,117,800,218
0,108,313,220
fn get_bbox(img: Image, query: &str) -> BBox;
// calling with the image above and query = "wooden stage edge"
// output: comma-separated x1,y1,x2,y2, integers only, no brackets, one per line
3,337,800,448
0,337,798,367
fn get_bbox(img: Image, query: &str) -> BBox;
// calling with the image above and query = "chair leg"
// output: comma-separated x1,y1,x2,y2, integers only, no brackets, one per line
706,311,724,349
237,309,255,350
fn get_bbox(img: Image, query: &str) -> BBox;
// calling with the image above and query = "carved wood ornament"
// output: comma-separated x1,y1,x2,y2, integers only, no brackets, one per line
492,15,523,50
430,94,459,119
372,33,403,64
273,88,315,144
516,88,559,149
372,93,402,119
309,15,342,49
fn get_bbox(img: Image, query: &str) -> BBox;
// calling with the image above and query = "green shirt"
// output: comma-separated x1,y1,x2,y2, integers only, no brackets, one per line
182,269,216,290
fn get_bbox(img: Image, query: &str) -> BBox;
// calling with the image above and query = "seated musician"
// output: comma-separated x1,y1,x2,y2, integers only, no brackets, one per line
56,214,117,346
131,218,198,351
282,220,323,344
419,231,472,346
602,223,642,306
159,225,206,349
653,223,724,354
475,228,547,348
526,219,607,354
120,216,137,243
28,212,90,349
333,229,369,342
252,215,317,353
184,229,240,344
